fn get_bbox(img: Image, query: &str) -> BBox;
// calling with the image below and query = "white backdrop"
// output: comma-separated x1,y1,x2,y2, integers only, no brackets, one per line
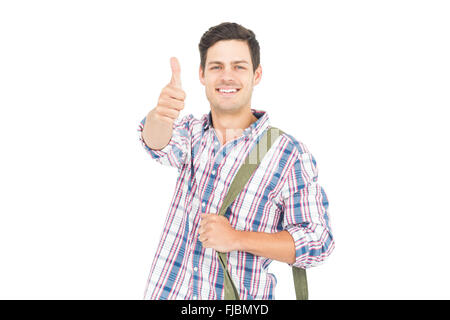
1,0,449,299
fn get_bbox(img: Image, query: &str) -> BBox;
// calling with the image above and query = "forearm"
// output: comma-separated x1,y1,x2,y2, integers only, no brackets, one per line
234,230,296,265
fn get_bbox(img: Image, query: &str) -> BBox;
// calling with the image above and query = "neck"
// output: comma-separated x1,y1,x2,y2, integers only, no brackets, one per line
210,107,258,145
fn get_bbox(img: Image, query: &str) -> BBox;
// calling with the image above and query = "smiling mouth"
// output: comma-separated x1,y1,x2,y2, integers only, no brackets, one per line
216,88,241,96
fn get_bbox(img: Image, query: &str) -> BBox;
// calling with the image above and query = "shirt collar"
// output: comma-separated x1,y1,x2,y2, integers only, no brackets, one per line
201,108,270,139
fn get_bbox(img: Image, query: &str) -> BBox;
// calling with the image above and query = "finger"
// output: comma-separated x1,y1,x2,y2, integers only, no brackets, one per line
170,57,182,88
200,216,211,225
163,85,186,101
198,233,207,242
158,97,184,111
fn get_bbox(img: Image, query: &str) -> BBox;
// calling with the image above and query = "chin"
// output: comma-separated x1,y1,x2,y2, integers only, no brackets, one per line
212,103,243,113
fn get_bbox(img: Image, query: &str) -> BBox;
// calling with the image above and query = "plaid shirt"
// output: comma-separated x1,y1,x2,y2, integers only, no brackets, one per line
137,108,334,300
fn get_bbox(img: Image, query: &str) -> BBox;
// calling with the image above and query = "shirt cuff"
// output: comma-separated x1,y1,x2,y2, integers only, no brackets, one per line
284,224,309,268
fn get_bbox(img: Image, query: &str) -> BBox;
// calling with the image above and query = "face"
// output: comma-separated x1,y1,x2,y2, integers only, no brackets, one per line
199,40,262,114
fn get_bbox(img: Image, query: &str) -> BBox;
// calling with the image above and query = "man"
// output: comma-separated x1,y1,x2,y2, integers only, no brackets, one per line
138,22,334,300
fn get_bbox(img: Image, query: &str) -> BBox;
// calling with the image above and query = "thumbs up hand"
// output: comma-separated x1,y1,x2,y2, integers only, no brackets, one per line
152,57,186,125
143,57,187,150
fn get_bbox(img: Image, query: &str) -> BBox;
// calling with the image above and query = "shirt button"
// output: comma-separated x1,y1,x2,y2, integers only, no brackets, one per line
193,294,197,299
194,266,198,272
202,202,206,207
215,141,219,146
211,170,216,175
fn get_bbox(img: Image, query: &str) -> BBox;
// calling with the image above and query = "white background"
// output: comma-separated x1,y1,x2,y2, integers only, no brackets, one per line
1,0,449,299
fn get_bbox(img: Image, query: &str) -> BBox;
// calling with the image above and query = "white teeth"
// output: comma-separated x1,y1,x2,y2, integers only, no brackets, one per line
219,89,237,93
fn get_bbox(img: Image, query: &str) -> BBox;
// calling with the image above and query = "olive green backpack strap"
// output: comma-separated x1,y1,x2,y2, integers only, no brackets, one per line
292,265,308,300
216,126,309,300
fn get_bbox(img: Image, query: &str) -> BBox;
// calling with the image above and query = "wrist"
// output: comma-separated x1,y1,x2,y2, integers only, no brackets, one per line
233,230,245,252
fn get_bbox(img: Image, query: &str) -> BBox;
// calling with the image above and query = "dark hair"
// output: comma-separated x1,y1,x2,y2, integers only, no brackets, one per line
198,22,260,75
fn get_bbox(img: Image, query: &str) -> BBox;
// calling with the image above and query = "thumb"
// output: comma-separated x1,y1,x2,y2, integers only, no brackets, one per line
170,56,182,88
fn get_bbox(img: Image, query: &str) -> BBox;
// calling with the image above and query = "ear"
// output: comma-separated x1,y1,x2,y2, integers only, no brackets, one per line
253,64,262,86
199,65,205,86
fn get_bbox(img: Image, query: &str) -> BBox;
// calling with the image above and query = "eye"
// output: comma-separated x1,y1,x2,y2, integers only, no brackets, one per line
236,66,245,69
211,66,220,70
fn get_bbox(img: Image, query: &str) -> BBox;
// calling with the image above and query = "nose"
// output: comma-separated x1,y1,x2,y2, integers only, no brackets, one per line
220,66,236,82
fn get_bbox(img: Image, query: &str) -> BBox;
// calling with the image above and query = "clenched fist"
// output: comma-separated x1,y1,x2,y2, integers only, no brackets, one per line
198,213,240,253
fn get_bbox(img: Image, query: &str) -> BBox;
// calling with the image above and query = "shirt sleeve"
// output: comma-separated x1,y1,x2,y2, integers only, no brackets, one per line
137,114,193,170
280,151,335,269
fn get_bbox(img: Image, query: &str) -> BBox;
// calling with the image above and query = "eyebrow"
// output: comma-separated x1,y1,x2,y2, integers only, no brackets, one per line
207,60,249,65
